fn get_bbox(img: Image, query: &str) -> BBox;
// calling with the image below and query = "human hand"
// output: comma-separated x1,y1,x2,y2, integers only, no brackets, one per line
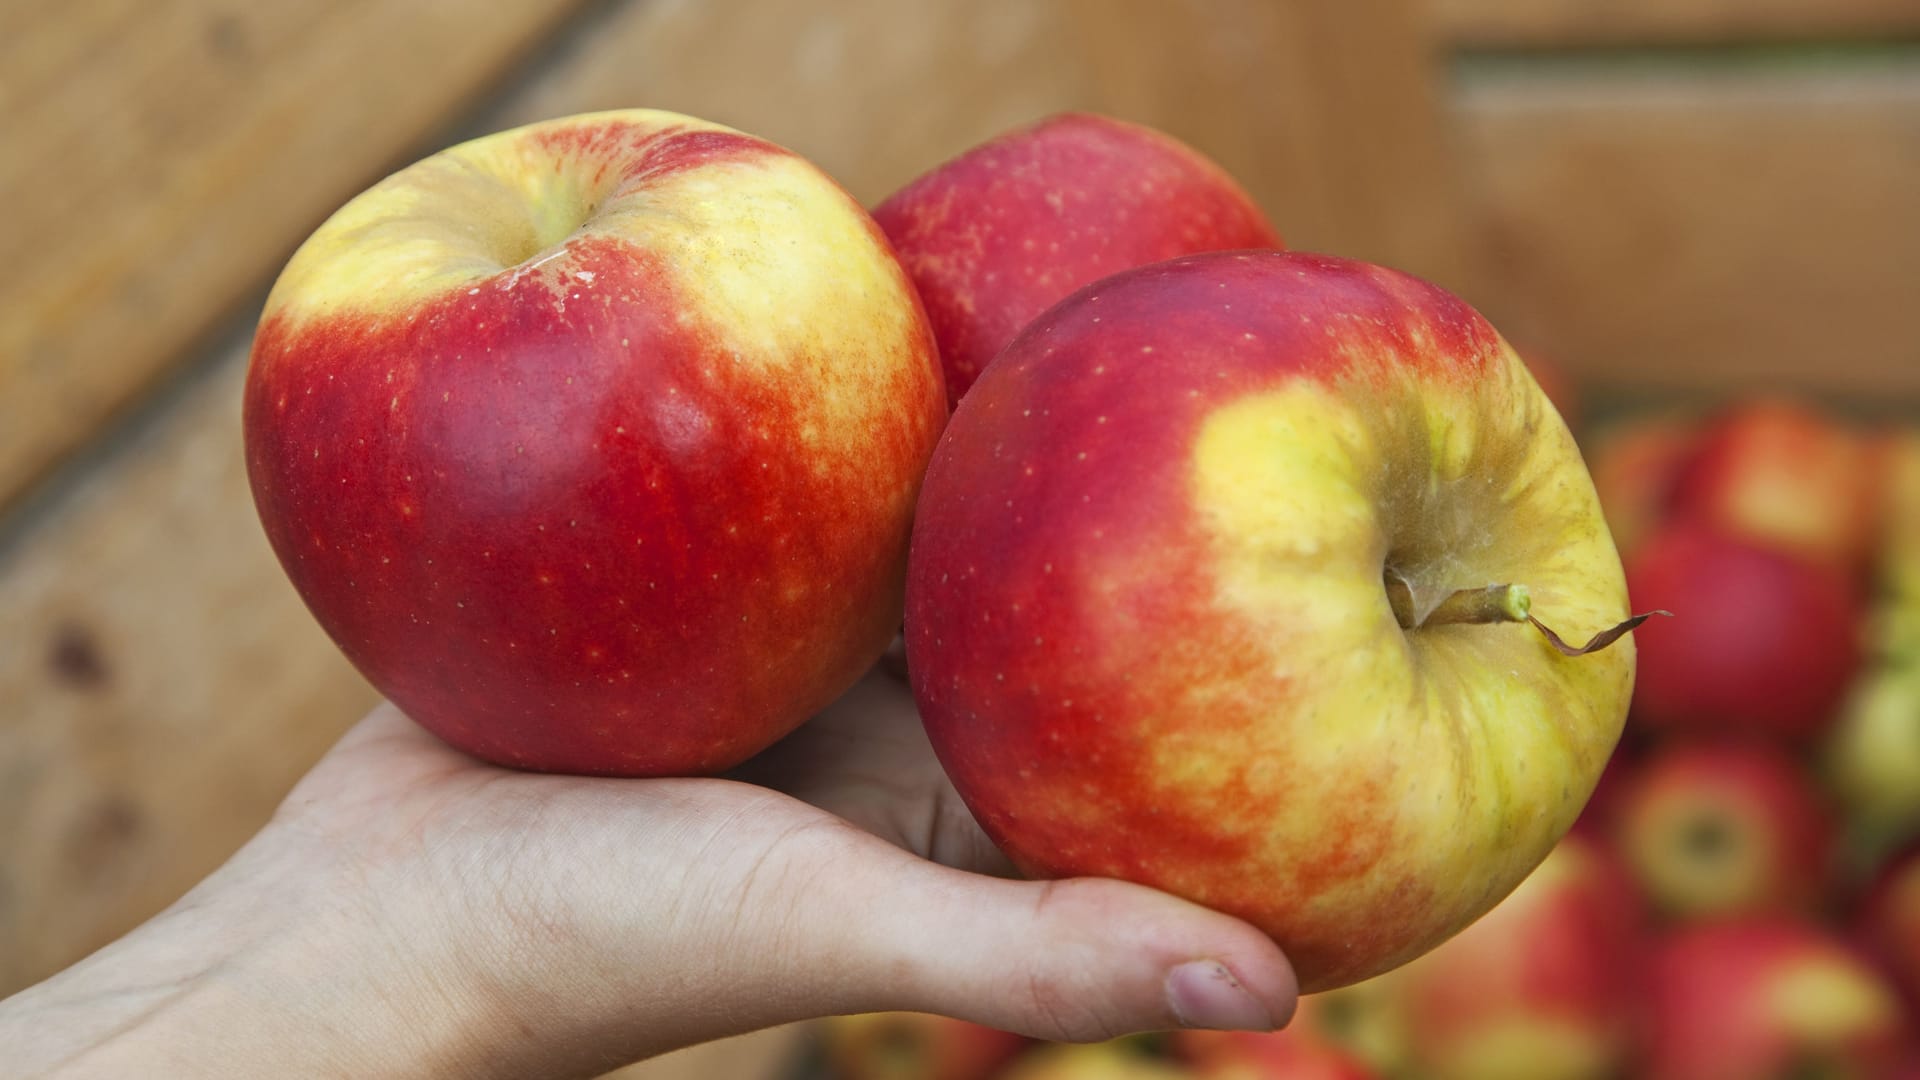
3,666,1296,1079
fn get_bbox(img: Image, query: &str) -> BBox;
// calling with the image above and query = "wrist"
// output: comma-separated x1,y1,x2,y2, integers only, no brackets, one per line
0,824,505,1079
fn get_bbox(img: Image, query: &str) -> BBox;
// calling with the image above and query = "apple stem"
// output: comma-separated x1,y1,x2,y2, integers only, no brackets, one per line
1385,575,1530,629
1386,572,1667,656
1427,584,1533,626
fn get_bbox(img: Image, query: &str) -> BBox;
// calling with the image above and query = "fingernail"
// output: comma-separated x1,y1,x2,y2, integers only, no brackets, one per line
1164,959,1276,1031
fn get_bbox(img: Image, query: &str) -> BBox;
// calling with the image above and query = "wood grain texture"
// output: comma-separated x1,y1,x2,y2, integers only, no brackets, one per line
486,0,1474,291
0,0,588,514
1429,0,1920,47
0,341,378,995
1455,64,1920,400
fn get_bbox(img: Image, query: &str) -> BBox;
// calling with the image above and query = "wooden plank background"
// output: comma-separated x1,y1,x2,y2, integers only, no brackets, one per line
2,1,1916,1077
1431,0,1920,46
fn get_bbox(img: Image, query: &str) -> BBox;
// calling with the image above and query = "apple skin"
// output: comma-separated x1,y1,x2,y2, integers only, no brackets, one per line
1625,523,1863,742
819,1012,1029,1080
873,113,1281,407
1669,397,1878,575
244,110,945,776
1643,918,1908,1080
999,1043,1195,1080
1872,428,1920,656
1859,845,1920,1015
907,251,1635,992
1825,663,1920,839
1612,740,1834,920
1173,1001,1381,1079
1394,832,1645,1080
1585,413,1700,561
1513,346,1581,435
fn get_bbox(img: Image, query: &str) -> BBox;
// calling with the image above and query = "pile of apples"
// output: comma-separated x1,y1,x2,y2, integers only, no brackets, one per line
239,102,1914,1079
812,397,1920,1080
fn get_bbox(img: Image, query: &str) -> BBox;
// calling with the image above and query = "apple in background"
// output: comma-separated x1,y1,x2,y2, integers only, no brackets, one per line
1626,523,1862,743
1611,741,1834,919
1394,832,1644,1080
999,1043,1195,1080
1584,413,1699,560
1825,664,1920,838
245,110,946,776
1569,741,1637,841
1859,844,1920,1013
1293,973,1416,1076
819,1013,1028,1080
1172,997,1381,1080
1668,396,1878,575
1643,918,1908,1080
873,112,1281,407
1872,428,1920,657
907,251,1636,992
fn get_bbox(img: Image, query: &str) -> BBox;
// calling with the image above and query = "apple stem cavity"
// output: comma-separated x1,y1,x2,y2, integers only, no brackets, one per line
1385,570,1667,657
1385,574,1530,630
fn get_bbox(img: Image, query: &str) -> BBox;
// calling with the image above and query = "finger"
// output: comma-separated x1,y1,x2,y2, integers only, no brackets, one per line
728,822,1299,1043
734,670,1014,875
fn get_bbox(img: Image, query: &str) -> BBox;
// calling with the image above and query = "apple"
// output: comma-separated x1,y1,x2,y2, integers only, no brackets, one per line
1513,346,1581,435
1668,396,1878,574
1625,523,1862,742
1643,918,1907,1080
1825,664,1920,837
1290,974,1415,1076
819,1012,1028,1080
1568,741,1637,841
1871,428,1920,658
1859,844,1920,1013
1877,429,1920,595
1584,413,1699,560
873,113,1280,407
244,110,946,776
906,250,1637,992
998,1042,1195,1080
1395,832,1644,1080
1612,740,1834,919
1174,1015,1380,1080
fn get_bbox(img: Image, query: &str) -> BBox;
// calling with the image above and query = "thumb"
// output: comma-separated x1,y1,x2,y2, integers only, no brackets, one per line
759,823,1299,1042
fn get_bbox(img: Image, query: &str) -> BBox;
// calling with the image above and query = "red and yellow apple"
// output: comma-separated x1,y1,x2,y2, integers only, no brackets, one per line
1859,845,1920,1013
1872,427,1920,654
1173,1012,1380,1080
1626,523,1862,742
819,1012,1029,1080
1584,413,1699,560
1612,740,1834,919
1825,663,1920,837
1513,346,1581,435
1394,832,1644,1080
999,1043,1195,1080
1669,397,1878,574
1643,918,1907,1080
873,113,1280,407
1288,973,1416,1076
906,251,1636,991
244,110,946,775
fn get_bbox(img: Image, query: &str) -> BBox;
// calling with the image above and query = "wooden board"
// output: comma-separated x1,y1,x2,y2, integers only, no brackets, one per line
1453,63,1920,402
0,339,379,994
485,0,1475,291
1429,0,1920,47
0,0,588,515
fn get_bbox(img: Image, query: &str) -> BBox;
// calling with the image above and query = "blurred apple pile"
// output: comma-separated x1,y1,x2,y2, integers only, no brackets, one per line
800,391,1920,1079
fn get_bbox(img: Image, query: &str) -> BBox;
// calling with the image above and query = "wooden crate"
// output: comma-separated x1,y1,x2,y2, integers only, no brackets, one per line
3,2,1915,1076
